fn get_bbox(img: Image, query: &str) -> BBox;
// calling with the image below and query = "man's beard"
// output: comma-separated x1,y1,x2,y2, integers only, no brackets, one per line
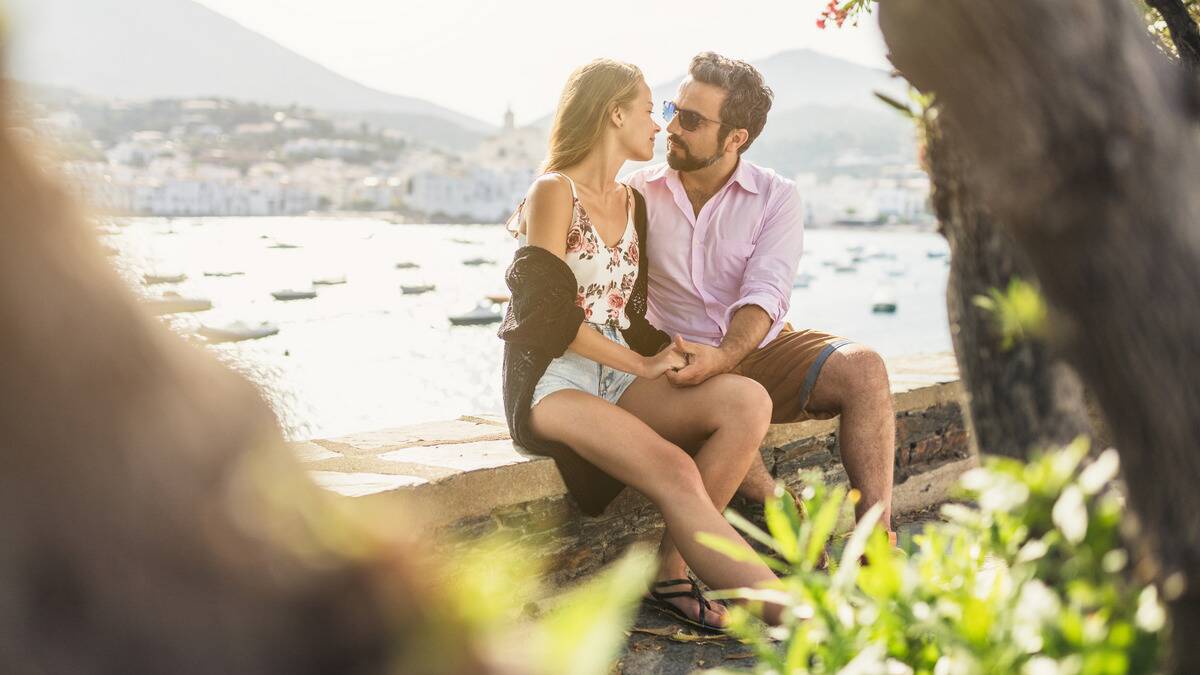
666,135,722,172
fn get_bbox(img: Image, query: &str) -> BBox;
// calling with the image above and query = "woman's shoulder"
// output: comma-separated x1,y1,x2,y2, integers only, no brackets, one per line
526,173,574,204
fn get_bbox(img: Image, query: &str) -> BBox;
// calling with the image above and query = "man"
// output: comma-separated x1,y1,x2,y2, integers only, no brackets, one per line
626,52,897,541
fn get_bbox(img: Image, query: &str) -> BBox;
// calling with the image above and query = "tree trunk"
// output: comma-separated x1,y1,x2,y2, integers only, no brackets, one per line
880,1,1200,670
1145,0,1200,68
924,117,1093,459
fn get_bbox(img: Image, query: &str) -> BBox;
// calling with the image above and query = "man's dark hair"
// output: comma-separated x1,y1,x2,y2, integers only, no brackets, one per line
688,51,773,154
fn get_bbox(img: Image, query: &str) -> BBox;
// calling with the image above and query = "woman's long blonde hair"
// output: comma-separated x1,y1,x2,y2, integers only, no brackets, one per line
507,59,644,234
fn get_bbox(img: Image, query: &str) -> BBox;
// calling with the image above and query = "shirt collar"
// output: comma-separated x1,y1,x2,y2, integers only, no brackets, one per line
645,159,761,195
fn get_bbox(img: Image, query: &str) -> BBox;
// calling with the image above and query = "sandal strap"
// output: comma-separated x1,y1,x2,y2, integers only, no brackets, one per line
649,577,713,626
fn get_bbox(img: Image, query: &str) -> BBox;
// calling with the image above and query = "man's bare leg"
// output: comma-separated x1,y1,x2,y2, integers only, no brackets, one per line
736,344,895,528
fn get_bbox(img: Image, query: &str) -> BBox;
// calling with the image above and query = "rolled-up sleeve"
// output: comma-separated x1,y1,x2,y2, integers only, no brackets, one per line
723,184,805,328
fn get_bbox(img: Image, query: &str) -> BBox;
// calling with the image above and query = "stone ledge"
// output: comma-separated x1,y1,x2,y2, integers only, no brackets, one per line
294,353,971,585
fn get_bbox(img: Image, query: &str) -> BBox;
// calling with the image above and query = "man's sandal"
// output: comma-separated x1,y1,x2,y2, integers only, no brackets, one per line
642,577,728,634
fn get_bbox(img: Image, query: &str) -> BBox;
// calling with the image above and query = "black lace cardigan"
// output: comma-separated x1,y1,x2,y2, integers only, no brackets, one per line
497,188,669,516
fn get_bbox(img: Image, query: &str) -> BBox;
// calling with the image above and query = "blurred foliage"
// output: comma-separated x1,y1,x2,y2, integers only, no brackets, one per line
973,278,1049,351
700,440,1163,674
438,534,656,674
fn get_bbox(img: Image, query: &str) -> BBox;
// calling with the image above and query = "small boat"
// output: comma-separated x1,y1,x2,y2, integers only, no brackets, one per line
144,272,187,285
449,300,503,326
484,293,511,304
871,288,898,314
793,272,815,289
268,242,301,249
197,321,279,344
462,257,496,267
926,249,948,259
312,275,347,286
271,289,317,301
846,244,865,254
395,261,420,270
868,249,897,261
451,237,481,245
885,267,907,278
401,284,436,295
146,292,212,315
204,270,245,278
832,259,858,274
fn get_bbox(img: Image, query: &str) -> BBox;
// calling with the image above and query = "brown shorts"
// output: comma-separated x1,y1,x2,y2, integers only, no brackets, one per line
732,325,853,424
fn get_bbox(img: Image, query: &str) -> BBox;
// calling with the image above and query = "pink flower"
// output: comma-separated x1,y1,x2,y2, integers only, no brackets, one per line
629,241,640,266
607,291,626,310
816,18,826,29
566,225,584,253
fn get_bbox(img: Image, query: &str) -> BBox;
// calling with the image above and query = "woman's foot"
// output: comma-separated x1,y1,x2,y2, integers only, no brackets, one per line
645,576,730,632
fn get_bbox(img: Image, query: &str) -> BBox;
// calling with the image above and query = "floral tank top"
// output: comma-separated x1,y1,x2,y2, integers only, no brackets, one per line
519,173,639,330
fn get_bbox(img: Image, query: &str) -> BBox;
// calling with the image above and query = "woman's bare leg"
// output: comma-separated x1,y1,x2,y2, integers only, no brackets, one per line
530,386,782,625
617,374,775,625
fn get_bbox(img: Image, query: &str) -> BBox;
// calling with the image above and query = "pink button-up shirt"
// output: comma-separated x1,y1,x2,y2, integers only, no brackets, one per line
625,160,804,349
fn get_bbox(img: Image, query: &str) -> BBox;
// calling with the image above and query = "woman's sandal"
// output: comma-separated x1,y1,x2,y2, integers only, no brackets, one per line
642,577,728,634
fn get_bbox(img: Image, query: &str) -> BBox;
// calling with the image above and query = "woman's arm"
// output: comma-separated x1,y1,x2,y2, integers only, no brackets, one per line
524,176,683,379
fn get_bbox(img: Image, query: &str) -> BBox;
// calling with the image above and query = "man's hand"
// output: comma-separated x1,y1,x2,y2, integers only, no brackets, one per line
666,335,735,387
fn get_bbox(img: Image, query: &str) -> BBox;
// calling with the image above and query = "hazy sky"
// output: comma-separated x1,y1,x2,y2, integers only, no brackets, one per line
191,0,889,125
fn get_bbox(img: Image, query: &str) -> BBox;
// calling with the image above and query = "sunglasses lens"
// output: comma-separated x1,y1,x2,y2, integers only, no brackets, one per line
678,110,701,132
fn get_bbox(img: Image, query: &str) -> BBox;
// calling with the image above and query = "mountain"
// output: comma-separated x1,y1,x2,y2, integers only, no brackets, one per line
537,49,914,176
7,0,494,148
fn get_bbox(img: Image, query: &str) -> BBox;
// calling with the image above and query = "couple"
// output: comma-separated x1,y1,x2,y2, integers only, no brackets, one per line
499,52,896,631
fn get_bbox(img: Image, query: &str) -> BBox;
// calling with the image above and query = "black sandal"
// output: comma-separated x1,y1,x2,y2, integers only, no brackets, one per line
642,577,728,634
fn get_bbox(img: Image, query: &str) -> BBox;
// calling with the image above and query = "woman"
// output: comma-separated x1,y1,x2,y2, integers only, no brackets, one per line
499,59,782,630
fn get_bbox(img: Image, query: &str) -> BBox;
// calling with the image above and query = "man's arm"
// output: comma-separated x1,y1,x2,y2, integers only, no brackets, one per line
668,183,805,387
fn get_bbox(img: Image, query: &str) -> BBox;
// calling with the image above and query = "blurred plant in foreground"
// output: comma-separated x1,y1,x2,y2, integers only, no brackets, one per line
438,534,655,675
701,439,1163,674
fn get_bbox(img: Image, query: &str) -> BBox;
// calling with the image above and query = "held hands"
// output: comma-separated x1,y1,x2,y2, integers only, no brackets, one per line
666,335,734,387
640,342,689,379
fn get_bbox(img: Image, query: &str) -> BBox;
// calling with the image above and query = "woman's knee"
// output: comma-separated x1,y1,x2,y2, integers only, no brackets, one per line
643,443,708,503
711,374,773,431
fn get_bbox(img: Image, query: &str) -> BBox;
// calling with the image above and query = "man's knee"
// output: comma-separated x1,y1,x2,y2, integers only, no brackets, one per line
814,344,891,408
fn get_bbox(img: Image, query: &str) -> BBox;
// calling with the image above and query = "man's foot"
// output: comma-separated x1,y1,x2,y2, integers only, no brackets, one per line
644,577,729,633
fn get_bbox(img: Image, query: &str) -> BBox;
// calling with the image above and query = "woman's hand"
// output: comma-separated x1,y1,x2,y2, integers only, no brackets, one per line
640,345,689,379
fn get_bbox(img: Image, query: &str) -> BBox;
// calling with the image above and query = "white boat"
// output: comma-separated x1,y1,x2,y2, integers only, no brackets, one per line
833,259,858,274
197,321,279,344
312,275,347,286
146,292,212,315
926,249,948,259
451,237,481,245
204,270,245,278
846,244,865,255
871,288,898,314
144,272,187,285
462,257,496,267
401,284,437,295
449,300,503,326
268,242,301,249
885,267,907,278
395,261,420,270
793,272,815,288
272,289,317,301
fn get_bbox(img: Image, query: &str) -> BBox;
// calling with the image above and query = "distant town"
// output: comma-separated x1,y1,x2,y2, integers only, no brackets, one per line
25,92,933,227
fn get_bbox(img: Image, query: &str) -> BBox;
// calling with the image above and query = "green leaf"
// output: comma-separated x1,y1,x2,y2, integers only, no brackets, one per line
874,91,915,118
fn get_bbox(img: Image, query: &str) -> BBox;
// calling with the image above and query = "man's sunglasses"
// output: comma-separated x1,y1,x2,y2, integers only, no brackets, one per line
662,100,732,132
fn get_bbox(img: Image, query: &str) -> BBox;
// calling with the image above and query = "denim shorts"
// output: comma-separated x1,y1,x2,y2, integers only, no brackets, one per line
531,324,638,408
